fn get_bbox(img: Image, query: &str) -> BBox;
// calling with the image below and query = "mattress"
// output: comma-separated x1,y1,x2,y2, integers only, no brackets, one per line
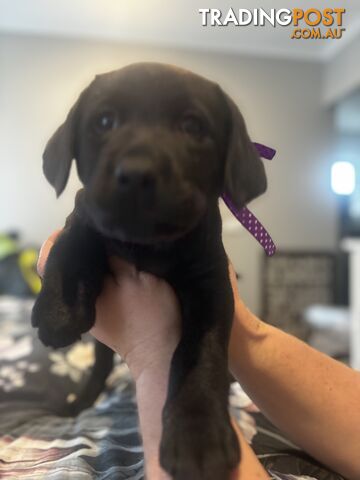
0,297,343,480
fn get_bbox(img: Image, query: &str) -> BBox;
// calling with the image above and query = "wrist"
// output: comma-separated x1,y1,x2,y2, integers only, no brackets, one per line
134,349,174,383
115,326,179,382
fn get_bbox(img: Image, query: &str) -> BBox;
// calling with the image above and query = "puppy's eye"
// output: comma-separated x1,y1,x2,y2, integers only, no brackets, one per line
93,111,117,133
180,114,206,138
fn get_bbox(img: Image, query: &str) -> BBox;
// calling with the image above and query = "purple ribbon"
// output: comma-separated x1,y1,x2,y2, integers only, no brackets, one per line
222,142,276,257
253,143,276,161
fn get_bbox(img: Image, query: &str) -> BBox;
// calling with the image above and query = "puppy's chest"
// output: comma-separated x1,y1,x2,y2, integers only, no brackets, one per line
104,229,222,282
105,239,183,278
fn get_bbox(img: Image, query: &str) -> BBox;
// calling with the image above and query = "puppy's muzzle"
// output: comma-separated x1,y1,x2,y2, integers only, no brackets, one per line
115,158,157,207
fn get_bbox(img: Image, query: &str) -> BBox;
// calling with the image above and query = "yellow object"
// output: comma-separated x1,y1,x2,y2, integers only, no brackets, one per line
18,249,41,294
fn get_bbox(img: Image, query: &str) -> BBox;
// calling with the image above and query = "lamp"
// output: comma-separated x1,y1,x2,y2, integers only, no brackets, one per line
331,161,356,196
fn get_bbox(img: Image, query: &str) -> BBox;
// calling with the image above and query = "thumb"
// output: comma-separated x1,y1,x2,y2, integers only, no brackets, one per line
37,230,61,278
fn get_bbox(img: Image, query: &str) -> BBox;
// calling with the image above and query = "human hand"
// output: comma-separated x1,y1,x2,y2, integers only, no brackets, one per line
228,261,265,337
91,256,181,380
37,230,181,381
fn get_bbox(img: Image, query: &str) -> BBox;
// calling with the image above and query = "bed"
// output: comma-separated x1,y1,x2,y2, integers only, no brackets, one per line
0,296,344,480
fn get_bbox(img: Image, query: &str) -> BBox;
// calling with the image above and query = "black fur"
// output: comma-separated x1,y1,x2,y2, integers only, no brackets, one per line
32,63,266,479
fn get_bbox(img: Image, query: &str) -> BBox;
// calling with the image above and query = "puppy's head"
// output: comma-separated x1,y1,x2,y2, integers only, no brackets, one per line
43,63,266,243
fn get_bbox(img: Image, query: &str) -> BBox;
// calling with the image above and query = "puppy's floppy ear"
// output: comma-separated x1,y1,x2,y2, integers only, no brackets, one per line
222,92,267,208
43,94,83,197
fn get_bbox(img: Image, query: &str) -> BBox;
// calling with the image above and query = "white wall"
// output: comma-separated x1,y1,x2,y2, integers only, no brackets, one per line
0,33,338,313
324,32,360,104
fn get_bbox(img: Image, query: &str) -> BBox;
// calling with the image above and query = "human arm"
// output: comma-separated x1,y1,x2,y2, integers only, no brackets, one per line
91,259,269,480
38,234,268,480
134,357,268,480
228,266,360,480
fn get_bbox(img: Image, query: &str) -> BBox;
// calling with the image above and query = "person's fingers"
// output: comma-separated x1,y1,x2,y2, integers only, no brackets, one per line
230,419,269,479
228,262,251,318
37,235,136,281
37,230,61,277
230,418,241,480
230,467,240,480
228,262,239,292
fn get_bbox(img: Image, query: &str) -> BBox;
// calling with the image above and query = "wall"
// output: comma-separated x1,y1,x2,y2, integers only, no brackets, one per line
0,33,338,313
324,32,360,104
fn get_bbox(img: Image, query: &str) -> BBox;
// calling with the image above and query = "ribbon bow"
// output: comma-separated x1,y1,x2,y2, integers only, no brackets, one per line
222,143,276,257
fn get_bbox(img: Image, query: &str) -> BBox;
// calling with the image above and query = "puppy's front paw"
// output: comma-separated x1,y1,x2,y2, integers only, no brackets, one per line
32,288,95,348
160,402,240,480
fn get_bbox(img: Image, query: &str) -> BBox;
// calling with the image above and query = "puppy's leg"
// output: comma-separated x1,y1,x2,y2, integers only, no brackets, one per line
160,263,240,480
62,341,114,416
32,223,108,348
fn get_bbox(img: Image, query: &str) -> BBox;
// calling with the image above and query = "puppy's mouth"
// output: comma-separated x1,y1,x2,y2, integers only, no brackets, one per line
84,189,206,244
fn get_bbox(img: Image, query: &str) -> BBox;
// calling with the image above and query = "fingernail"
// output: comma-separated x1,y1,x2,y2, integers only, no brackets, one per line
37,240,51,277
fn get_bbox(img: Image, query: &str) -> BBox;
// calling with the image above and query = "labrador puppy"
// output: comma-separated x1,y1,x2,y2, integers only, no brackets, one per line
32,63,266,480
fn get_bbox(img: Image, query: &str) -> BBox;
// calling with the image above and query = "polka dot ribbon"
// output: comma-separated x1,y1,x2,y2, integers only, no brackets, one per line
222,142,276,257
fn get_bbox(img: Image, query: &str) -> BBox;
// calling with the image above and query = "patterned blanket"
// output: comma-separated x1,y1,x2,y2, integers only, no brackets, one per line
0,297,343,479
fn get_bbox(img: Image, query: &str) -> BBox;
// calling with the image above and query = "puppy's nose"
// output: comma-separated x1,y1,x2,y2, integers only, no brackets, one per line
115,165,156,193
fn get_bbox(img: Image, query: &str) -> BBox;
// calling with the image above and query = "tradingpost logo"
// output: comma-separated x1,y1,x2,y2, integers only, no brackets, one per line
199,8,346,40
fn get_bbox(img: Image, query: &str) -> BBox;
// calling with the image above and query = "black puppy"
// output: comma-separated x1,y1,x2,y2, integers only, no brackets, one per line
32,63,266,480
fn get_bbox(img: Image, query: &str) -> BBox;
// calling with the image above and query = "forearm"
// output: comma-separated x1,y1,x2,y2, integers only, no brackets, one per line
136,364,171,480
229,298,360,479
135,361,269,480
